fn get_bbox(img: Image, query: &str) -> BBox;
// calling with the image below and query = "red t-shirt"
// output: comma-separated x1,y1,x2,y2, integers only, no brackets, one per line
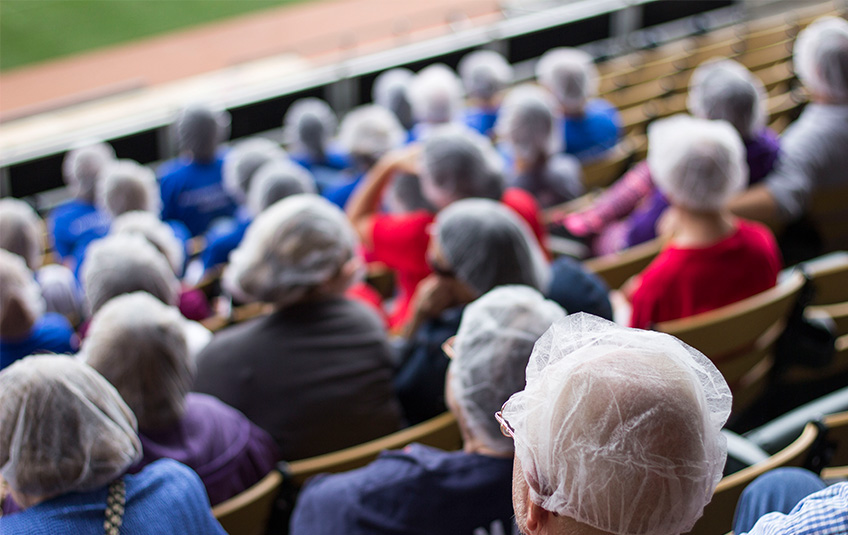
629,219,782,330
370,188,547,328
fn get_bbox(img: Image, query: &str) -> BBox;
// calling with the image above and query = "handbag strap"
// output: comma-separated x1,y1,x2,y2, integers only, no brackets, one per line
103,478,126,535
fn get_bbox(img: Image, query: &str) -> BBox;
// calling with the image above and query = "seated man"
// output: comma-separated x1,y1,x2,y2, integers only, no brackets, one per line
290,285,565,535
502,313,731,535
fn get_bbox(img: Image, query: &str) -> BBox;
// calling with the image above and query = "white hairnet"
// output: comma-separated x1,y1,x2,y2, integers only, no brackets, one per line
0,249,45,330
110,211,185,275
794,16,848,104
419,125,506,209
62,141,116,203
97,159,160,217
0,355,141,497
458,50,514,101
223,137,288,203
496,84,563,161
0,198,44,270
246,160,317,217
83,292,192,432
503,313,732,535
175,104,230,162
36,264,84,327
434,198,550,296
372,68,415,130
449,285,564,454
283,98,338,157
647,115,747,212
687,59,766,138
224,194,358,308
81,234,179,315
536,48,599,112
408,64,465,124
338,104,405,160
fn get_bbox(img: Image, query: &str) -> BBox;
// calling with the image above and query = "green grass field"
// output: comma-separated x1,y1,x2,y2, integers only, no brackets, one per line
0,0,307,71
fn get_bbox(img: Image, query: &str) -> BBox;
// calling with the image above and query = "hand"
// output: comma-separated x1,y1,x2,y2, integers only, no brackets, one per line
388,145,421,175
404,274,475,337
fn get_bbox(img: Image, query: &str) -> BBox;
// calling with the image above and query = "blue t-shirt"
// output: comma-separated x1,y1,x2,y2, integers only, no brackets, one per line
464,108,499,138
0,313,76,370
563,98,622,162
290,443,515,535
159,156,237,237
201,214,252,270
323,173,363,209
291,150,351,193
0,459,227,535
48,199,110,262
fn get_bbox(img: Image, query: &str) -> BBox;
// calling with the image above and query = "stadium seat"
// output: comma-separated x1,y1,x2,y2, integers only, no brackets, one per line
212,470,283,535
821,410,848,480
580,140,635,190
581,237,663,290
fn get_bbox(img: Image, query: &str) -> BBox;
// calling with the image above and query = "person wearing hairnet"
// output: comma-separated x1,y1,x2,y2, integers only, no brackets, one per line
372,68,416,133
98,159,161,218
504,313,732,535
47,141,113,268
159,104,237,237
282,98,350,191
626,115,781,329
0,250,76,370
193,195,401,460
346,125,546,329
0,355,228,533
290,285,564,535
536,48,621,161
496,84,584,207
81,292,279,506
730,17,848,241
0,198,44,271
407,64,465,141
459,49,513,138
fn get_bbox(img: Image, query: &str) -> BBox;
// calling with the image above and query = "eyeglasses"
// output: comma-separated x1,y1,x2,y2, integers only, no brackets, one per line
494,403,515,438
441,336,457,360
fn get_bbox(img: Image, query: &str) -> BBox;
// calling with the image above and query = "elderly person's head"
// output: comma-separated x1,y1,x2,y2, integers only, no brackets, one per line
175,104,229,163
372,68,415,130
536,48,599,115
110,211,185,275
283,98,338,160
97,159,160,218
648,115,746,213
431,198,549,298
0,198,44,271
223,137,288,204
446,286,563,455
503,313,731,535
223,194,359,308
246,160,316,217
36,264,84,328
496,84,562,164
458,50,513,105
794,16,848,104
0,355,140,508
81,234,179,315
83,292,192,432
0,250,44,339
339,104,406,172
62,141,116,204
687,59,766,139
408,64,465,125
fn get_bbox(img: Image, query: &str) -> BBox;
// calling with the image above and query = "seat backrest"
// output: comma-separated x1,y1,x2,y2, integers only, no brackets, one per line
582,237,663,290
283,412,462,488
686,421,819,535
212,470,283,535
822,410,848,479
580,140,634,191
804,252,848,306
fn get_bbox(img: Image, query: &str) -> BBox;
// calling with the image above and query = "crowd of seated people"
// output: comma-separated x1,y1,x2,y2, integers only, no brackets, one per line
0,13,847,535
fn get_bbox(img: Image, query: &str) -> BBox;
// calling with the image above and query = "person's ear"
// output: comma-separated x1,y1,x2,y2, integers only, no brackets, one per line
525,501,553,534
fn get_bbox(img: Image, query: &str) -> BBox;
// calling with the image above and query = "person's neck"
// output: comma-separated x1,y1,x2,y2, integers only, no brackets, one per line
670,208,736,248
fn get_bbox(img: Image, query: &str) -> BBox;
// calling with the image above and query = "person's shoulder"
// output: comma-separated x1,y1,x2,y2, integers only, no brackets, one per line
37,312,74,333
586,98,621,118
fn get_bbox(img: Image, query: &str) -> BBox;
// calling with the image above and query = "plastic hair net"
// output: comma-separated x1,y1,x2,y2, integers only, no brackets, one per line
97,159,161,217
224,194,358,308
81,234,179,315
408,64,465,124
503,313,732,535
83,292,192,432
0,249,45,329
647,115,747,212
448,285,564,454
223,137,288,203
687,59,766,138
175,104,230,162
434,198,550,296
110,211,185,275
458,50,514,101
794,16,848,104
36,264,84,327
536,48,599,112
418,125,506,209
0,355,141,497
372,68,415,130
62,141,116,203
338,105,405,160
283,98,338,158
0,198,44,270
246,160,317,217
496,84,563,161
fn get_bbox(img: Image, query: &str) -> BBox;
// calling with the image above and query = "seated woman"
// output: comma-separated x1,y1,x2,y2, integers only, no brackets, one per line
290,286,564,535
81,291,279,506
0,355,227,533
627,115,782,329
282,98,349,192
192,195,402,460
458,49,513,138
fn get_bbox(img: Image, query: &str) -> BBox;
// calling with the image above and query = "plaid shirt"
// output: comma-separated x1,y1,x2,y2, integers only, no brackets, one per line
746,482,848,535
